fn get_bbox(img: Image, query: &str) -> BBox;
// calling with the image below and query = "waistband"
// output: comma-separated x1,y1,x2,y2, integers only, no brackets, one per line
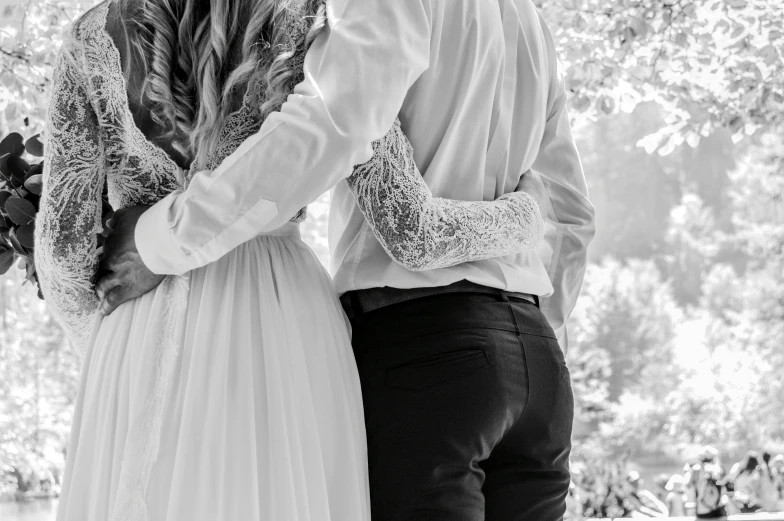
256,221,301,239
340,280,539,319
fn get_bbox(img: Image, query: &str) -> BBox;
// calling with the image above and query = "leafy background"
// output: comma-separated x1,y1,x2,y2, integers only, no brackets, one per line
1,0,783,513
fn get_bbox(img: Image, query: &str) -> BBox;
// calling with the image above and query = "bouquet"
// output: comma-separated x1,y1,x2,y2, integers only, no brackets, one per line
0,132,45,297
0,131,112,299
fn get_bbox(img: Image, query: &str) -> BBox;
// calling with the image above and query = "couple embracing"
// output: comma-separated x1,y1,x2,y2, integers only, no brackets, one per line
35,0,595,519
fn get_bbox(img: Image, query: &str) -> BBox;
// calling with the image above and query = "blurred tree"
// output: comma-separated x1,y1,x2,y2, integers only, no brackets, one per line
568,258,683,401
0,271,78,490
710,131,784,449
0,0,85,135
565,331,612,425
577,103,681,263
536,0,784,149
660,192,722,303
3,0,782,147
577,102,740,305
581,131,784,460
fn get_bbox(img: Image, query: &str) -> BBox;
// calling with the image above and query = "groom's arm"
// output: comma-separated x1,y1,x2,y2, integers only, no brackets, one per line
135,0,432,276
523,14,596,353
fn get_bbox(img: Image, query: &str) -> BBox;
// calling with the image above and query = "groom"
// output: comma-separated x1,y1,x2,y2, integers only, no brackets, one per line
97,0,595,519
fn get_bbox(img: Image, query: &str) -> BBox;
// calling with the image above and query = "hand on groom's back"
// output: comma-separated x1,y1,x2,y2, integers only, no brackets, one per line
95,205,165,316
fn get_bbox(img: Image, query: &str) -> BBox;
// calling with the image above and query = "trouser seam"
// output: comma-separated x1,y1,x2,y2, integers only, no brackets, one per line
502,296,531,428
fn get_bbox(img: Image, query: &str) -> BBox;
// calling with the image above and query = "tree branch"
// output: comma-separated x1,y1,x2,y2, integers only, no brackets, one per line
0,48,31,65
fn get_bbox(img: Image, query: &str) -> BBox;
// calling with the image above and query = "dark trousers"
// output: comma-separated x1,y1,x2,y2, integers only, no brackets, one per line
346,290,574,521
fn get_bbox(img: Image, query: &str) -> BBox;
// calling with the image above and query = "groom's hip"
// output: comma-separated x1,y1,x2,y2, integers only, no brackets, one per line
345,284,573,521
339,279,539,320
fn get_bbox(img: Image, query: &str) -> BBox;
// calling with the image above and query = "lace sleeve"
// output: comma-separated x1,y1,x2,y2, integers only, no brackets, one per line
34,38,106,351
347,120,545,271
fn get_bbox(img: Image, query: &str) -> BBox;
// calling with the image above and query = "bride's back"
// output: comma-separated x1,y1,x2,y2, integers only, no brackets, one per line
51,0,319,215
104,1,191,170
97,0,324,172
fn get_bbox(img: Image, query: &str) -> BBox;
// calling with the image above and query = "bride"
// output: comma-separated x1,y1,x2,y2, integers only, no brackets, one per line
34,0,545,519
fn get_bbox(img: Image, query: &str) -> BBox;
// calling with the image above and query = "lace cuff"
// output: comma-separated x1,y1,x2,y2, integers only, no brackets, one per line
348,120,544,271
34,38,106,352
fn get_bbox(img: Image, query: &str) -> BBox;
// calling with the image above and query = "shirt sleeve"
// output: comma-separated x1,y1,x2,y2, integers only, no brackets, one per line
524,16,596,352
135,0,432,275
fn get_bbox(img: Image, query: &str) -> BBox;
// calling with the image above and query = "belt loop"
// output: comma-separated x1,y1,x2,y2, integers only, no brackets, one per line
533,294,540,308
498,291,510,303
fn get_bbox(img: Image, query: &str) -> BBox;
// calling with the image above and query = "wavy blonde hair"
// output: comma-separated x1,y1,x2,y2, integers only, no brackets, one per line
120,0,326,167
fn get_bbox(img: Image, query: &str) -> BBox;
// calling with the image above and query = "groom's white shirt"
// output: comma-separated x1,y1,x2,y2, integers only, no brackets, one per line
135,0,595,349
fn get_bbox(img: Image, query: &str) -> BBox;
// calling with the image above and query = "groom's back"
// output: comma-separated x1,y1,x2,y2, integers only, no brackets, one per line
332,0,579,301
340,6,588,519
398,0,554,199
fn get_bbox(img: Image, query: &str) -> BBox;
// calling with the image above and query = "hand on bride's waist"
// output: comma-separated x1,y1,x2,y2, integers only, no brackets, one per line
95,205,165,316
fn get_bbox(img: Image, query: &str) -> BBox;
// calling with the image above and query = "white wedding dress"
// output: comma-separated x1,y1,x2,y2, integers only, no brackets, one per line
34,1,545,520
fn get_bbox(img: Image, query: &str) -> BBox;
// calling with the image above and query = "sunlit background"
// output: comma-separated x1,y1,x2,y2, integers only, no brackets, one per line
1,0,783,519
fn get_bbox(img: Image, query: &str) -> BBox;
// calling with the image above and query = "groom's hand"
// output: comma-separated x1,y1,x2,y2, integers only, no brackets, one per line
95,205,165,316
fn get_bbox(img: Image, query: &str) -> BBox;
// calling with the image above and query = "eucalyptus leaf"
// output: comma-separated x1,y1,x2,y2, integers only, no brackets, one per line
0,248,15,275
16,224,35,249
0,191,11,212
24,174,43,195
0,155,11,181
5,197,36,226
26,262,37,284
7,228,29,257
7,156,30,182
0,133,25,157
25,134,45,157
24,162,43,181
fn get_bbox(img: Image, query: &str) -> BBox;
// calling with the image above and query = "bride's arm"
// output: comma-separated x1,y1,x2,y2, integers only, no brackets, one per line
34,37,106,352
348,120,544,271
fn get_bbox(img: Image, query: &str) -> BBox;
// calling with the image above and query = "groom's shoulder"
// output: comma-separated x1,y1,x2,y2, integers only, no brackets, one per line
428,0,549,37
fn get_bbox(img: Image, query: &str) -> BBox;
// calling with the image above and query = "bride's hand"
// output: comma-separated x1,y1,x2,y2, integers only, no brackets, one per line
95,205,165,316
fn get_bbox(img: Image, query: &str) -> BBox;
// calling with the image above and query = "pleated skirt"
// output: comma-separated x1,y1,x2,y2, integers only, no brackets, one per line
56,224,369,521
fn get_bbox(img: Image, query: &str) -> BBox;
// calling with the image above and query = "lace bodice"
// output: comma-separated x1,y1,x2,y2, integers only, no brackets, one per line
35,3,186,350
34,2,301,348
35,0,544,350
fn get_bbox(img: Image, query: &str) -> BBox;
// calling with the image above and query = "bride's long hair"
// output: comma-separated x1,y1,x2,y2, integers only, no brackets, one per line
121,0,326,166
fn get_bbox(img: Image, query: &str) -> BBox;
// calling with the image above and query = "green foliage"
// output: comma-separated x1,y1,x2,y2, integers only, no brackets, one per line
537,0,784,151
0,0,87,135
569,258,683,401
0,271,78,493
567,334,612,423
0,131,44,295
571,131,784,461
3,0,781,148
661,192,724,304
575,101,740,296
0,129,114,298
